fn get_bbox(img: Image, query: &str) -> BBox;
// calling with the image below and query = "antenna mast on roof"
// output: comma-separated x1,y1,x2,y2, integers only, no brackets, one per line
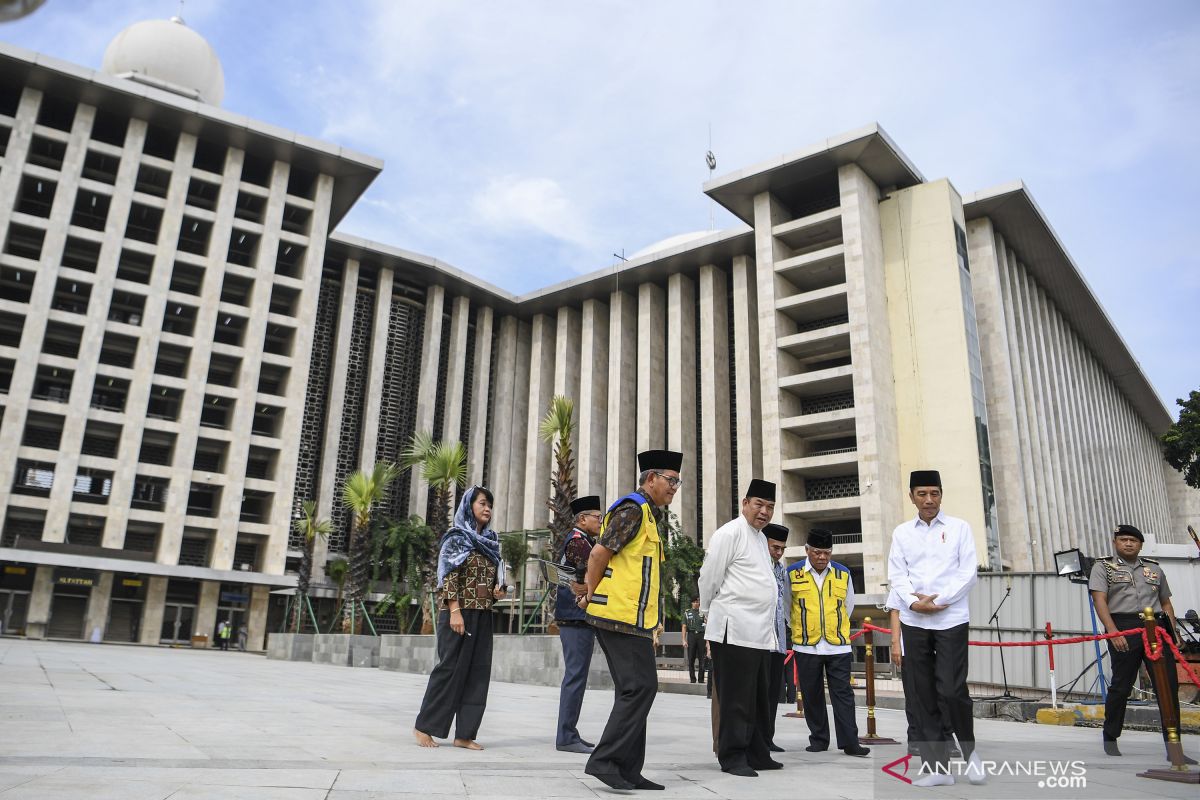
706,123,717,231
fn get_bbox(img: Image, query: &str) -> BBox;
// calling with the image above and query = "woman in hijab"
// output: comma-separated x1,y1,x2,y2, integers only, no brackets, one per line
413,486,506,749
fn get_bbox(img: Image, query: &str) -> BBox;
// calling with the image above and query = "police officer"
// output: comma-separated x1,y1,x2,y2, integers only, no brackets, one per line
1089,524,1195,763
683,597,706,683
554,495,603,753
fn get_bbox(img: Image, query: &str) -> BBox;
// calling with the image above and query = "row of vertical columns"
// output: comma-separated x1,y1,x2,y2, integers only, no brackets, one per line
667,274,698,538
577,299,609,497
522,315,556,529
466,306,494,486
408,285,446,517
698,265,732,538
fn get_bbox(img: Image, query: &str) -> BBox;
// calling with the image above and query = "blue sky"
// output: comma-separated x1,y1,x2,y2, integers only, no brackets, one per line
5,1,1197,412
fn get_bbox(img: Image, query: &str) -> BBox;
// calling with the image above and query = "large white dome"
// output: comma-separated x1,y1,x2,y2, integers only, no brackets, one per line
101,17,224,106
629,231,712,260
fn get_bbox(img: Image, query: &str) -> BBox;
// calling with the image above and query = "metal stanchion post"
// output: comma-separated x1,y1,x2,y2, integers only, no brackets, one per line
1137,608,1198,783
859,617,898,745
782,651,804,717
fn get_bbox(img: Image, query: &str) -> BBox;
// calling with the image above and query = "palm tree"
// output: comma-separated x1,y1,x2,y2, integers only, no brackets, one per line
371,515,437,633
291,499,331,633
401,432,468,631
539,395,577,555
340,462,400,633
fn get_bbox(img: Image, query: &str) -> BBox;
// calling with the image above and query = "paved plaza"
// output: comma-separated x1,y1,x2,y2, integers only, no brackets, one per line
0,639,1196,799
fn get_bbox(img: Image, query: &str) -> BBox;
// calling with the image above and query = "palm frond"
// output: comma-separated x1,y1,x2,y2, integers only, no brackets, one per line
292,499,332,543
539,395,576,443
421,440,468,491
400,430,436,470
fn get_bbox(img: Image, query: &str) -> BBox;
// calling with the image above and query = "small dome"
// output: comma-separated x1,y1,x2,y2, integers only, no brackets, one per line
101,17,225,105
630,231,712,260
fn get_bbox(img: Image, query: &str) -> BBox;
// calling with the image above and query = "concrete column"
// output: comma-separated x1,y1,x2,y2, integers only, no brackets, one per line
965,220,1028,569
23,566,54,640
194,580,220,648
96,120,175,548
837,164,902,594
467,306,494,486
247,584,269,651
83,572,113,641
606,290,638,500
312,259,360,581
750,195,787,499
138,576,168,645
360,268,395,470
578,299,609,498
409,285,446,515
667,273,697,540
522,314,556,530
488,316,518,530
730,255,761,484
554,306,583,403
636,283,666,452
699,264,732,543
270,172,336,575
442,295,471,445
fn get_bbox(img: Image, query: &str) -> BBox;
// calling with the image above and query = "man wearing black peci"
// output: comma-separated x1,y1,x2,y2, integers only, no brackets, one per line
553,494,603,754
580,449,682,791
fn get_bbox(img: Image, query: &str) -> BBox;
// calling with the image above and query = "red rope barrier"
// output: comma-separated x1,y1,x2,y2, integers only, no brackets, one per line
845,621,1200,688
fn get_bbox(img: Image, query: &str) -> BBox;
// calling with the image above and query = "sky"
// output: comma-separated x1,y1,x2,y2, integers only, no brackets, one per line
4,0,1197,412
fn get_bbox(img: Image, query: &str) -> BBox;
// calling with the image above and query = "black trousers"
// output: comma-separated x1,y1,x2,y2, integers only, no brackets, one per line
783,652,797,704
765,650,787,745
901,622,975,772
414,609,493,741
556,623,595,746
796,651,859,749
710,639,772,771
901,661,955,745
1104,614,1181,744
586,627,657,782
687,632,706,682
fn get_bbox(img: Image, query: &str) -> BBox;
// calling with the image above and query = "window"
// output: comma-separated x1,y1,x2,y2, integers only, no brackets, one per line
263,325,294,356
1,266,34,303
0,358,14,394
97,331,138,368
26,135,66,170
220,273,253,307
193,438,227,472
269,284,299,316
239,492,272,524
169,261,205,295
41,321,83,359
257,364,288,396
178,535,211,566
124,203,162,243
66,514,104,546
233,192,265,223
12,460,55,494
51,278,90,314
206,353,240,388
16,175,55,217
212,314,246,347
134,164,171,198
286,167,316,199
131,476,169,510
82,150,120,184
251,404,282,438
5,223,45,260
81,420,122,458
200,395,233,429
115,249,154,284
177,216,211,256
186,485,221,518
154,343,190,378
192,138,227,173
185,178,219,211
107,290,145,325
245,447,277,481
89,109,128,147
280,204,311,235
35,96,76,131
142,124,178,160
241,153,272,186
73,468,114,504
226,230,259,267
138,430,176,466
21,412,64,450
275,242,304,277
122,523,159,554
72,190,111,231
89,376,128,413
146,386,182,421
160,303,197,336
62,237,101,273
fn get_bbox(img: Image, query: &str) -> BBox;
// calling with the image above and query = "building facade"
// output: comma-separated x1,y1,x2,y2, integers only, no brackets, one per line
1,25,1195,647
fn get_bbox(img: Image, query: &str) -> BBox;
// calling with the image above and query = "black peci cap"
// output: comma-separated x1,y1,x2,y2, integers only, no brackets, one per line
763,523,789,543
806,528,834,549
570,495,602,515
638,449,683,472
745,479,776,502
909,470,942,489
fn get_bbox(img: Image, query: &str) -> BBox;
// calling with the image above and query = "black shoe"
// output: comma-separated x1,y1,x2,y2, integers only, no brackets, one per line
805,744,828,753
907,743,920,756
723,766,758,777
632,779,664,790
690,678,696,683
843,745,871,758
948,746,962,759
589,771,635,790
749,759,783,770
556,742,593,754
1103,739,1122,757
769,743,785,753
579,738,596,748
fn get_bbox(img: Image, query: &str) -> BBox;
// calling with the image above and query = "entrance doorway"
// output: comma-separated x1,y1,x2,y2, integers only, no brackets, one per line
160,603,196,644
0,590,29,635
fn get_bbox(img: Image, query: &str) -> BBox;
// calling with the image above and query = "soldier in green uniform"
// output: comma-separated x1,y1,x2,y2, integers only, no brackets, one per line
1089,524,1195,763
683,597,706,683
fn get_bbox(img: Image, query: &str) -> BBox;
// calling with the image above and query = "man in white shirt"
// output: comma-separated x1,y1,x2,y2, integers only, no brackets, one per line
699,479,782,777
788,528,870,758
887,469,984,787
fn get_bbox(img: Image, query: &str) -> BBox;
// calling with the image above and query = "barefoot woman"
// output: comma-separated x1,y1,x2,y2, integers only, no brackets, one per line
413,486,506,749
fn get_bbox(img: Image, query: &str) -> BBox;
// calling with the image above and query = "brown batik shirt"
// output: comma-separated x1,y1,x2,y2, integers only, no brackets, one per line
439,551,499,611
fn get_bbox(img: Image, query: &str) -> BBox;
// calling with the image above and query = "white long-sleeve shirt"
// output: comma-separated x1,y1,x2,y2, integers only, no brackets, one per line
887,510,977,630
699,515,778,650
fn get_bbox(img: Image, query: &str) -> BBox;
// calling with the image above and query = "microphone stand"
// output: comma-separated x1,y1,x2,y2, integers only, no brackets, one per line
979,583,1021,701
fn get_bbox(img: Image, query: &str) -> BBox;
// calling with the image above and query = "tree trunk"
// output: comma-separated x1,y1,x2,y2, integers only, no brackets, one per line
292,537,313,633
344,516,370,634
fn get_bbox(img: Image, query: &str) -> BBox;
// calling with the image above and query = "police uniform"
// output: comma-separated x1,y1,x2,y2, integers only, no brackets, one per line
1088,527,1181,749
683,605,706,683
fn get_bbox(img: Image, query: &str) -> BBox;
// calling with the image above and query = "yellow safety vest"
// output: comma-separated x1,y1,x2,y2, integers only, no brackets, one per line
586,493,663,631
789,561,851,646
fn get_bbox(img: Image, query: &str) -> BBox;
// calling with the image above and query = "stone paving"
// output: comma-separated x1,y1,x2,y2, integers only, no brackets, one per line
0,638,1197,799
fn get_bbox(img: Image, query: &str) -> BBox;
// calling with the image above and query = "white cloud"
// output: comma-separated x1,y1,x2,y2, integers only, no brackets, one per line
472,176,595,249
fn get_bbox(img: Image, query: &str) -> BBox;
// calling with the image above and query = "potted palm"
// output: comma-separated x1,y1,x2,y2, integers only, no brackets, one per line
267,499,330,662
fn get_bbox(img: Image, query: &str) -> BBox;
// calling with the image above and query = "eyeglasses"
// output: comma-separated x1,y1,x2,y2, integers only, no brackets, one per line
807,547,833,556
652,471,682,488
580,511,603,520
